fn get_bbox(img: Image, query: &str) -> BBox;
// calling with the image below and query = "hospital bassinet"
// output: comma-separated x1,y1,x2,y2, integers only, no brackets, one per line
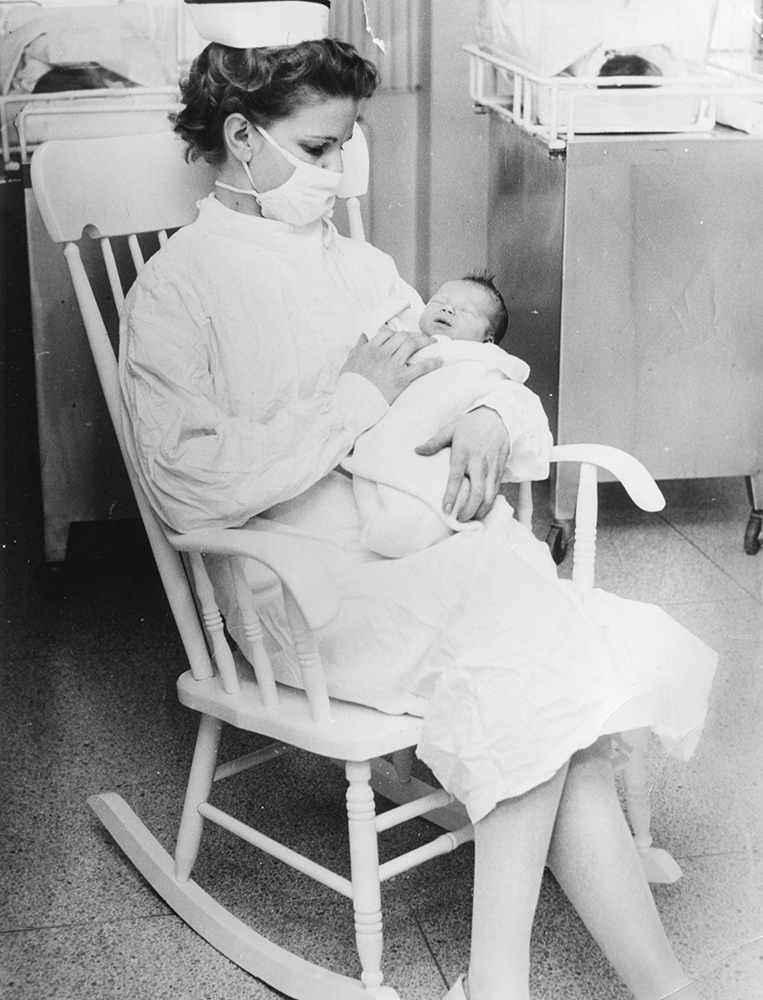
0,0,205,574
473,1,763,557
469,0,763,149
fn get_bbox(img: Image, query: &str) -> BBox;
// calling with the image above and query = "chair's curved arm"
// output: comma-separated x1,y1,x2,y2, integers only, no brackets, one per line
166,444,661,633
166,526,341,632
550,443,665,512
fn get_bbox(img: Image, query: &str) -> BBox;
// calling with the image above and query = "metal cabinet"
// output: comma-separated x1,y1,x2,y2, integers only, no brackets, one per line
488,118,763,554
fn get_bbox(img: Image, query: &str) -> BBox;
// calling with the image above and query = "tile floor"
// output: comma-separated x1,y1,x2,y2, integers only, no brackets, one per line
3,468,762,1000
2,195,762,1000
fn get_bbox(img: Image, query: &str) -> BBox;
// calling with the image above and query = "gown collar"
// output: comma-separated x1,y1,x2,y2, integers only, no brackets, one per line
196,193,337,251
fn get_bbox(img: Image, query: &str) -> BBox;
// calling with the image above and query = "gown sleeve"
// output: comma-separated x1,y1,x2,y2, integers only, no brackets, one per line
119,265,389,533
468,380,554,482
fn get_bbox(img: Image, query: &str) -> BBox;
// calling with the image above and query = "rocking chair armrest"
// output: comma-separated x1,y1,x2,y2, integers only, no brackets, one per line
550,444,665,512
166,526,340,632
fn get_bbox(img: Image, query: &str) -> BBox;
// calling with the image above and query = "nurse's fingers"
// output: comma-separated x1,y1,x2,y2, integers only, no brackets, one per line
401,330,436,354
463,462,501,523
442,444,468,516
415,421,456,458
367,326,405,351
450,476,475,522
473,466,501,521
341,333,367,364
404,356,442,383
452,454,490,522
369,326,433,361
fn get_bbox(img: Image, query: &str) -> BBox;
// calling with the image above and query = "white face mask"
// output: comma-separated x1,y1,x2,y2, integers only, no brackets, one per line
215,125,343,227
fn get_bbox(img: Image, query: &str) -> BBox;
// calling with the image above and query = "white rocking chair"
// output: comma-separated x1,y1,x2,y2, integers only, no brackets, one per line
30,130,681,1000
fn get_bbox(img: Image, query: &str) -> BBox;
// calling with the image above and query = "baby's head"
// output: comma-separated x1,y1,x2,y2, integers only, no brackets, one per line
419,273,508,345
598,53,662,85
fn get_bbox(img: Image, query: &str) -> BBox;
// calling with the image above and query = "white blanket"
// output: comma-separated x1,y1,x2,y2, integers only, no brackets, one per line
341,336,534,558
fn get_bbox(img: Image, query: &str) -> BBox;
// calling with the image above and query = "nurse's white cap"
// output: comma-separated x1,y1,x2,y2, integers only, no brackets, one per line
185,0,330,49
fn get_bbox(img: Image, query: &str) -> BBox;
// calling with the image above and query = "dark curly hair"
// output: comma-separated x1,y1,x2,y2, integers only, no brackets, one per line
173,39,380,164
462,271,509,345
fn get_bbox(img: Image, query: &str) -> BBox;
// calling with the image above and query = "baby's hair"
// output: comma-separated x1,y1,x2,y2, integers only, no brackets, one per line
461,271,509,345
598,53,661,88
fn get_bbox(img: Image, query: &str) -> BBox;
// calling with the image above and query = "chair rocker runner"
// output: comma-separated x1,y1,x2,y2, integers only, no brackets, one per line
31,130,681,1000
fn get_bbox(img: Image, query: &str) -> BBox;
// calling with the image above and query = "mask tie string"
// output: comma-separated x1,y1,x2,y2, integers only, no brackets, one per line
214,158,261,199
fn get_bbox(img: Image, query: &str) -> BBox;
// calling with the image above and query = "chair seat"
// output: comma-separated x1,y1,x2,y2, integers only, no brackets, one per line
177,663,424,761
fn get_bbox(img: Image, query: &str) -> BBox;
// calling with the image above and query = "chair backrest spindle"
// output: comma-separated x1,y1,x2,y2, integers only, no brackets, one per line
99,236,126,313
515,480,534,529
230,559,280,709
188,552,241,694
570,462,598,594
127,232,145,272
345,197,365,241
283,591,333,723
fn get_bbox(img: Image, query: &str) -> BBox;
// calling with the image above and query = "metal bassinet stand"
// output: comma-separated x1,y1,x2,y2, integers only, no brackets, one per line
0,0,193,578
469,46,763,559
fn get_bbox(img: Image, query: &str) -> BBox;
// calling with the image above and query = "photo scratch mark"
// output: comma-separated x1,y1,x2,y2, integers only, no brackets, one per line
662,932,763,997
361,0,387,54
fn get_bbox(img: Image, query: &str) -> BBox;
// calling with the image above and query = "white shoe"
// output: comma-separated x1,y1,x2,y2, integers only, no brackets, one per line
443,975,468,1000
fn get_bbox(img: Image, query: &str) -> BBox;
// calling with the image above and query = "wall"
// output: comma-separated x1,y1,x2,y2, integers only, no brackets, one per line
426,0,490,293
362,90,423,287
361,0,490,297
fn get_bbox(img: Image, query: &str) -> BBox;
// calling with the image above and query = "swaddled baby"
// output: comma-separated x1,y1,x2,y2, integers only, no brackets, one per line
342,274,549,558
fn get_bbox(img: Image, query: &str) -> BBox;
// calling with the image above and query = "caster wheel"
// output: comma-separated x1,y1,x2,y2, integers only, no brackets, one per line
546,523,569,565
35,560,67,599
744,513,762,556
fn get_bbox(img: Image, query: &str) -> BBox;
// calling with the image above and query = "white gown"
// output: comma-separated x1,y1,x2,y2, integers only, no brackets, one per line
120,195,717,824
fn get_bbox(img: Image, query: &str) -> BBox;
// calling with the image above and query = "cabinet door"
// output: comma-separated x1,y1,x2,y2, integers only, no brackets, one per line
560,134,763,483
26,186,136,563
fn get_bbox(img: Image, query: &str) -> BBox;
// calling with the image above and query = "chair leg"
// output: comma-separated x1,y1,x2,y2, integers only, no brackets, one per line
175,713,224,882
346,759,385,991
391,748,414,783
621,727,682,884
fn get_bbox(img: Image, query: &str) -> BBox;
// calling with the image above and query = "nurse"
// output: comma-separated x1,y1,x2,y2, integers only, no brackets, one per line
120,3,715,998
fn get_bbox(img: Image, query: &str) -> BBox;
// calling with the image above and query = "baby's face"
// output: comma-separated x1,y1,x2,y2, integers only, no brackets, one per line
419,280,493,342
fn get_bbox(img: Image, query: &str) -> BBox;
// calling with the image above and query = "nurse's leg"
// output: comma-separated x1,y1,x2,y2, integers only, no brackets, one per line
547,742,702,1000
467,763,568,1000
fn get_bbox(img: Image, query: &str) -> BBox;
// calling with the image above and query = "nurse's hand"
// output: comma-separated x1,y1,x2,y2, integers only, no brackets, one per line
341,327,441,404
416,407,510,522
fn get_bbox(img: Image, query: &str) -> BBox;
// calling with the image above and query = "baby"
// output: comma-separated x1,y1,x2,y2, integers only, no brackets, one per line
417,273,508,345
342,274,551,558
570,44,682,82
597,52,662,86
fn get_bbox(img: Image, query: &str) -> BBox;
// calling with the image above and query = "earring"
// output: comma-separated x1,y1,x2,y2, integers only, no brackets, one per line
485,333,495,344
